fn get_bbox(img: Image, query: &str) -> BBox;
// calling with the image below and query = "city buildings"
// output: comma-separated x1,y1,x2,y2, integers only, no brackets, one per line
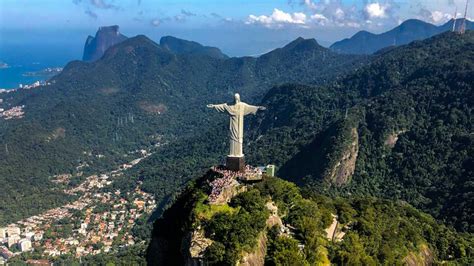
0,150,156,263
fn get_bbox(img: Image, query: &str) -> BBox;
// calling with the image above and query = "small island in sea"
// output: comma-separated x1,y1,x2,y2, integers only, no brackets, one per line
22,67,63,77
0,62,9,69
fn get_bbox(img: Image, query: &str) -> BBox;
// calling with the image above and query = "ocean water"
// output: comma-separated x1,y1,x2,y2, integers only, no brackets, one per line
0,31,84,89
0,63,56,89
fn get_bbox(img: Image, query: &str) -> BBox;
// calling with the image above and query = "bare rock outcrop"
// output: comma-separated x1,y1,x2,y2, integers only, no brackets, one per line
83,25,127,62
325,214,348,242
384,130,407,148
326,128,359,186
239,233,267,266
403,244,434,266
184,229,213,266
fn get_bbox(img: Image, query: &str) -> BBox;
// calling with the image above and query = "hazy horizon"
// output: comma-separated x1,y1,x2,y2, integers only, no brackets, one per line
2,0,472,56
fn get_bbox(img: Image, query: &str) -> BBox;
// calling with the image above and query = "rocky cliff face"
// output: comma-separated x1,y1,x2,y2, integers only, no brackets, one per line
239,233,267,266
403,244,434,266
82,25,127,62
325,128,359,186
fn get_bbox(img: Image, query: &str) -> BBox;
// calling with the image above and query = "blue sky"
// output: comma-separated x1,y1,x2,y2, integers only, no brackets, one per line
0,0,472,57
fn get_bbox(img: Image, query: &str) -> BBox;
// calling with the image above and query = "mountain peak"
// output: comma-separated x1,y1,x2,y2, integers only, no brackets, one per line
99,34,167,62
395,19,436,32
440,18,474,32
159,35,228,59
97,25,121,34
283,37,321,51
82,25,128,62
293,36,305,42
351,30,375,39
129,34,158,46
399,18,428,26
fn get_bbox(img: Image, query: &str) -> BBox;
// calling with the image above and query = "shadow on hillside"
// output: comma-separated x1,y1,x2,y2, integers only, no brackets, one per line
278,121,343,186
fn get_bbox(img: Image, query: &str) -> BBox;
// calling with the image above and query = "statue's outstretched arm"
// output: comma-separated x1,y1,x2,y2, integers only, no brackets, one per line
243,103,266,115
207,103,230,113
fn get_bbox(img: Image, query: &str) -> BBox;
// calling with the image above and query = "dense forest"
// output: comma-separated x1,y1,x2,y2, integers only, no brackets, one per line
245,31,474,233
0,35,366,224
147,172,473,265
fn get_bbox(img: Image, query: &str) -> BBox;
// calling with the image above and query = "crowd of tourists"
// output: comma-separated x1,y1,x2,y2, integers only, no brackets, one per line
207,165,263,203
208,166,239,203
243,165,263,179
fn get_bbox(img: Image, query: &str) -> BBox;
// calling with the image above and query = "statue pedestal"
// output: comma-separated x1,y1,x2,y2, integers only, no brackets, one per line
226,156,245,172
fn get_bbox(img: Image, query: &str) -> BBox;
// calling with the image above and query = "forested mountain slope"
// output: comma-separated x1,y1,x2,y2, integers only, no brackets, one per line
147,173,473,265
0,35,366,225
246,31,474,232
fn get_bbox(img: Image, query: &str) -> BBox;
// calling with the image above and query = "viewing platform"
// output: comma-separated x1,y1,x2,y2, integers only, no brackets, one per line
207,165,275,204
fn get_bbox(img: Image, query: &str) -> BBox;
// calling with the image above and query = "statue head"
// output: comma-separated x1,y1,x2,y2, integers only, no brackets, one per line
234,93,241,103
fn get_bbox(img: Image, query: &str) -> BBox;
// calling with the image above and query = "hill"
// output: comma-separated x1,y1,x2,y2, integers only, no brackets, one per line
146,172,473,265
246,31,474,232
0,35,366,225
82,25,128,61
1,23,473,266
330,18,474,54
160,36,228,59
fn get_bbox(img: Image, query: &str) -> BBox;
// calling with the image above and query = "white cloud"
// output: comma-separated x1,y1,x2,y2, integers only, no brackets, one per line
310,13,328,25
90,0,115,9
430,10,451,23
85,9,98,19
73,0,118,10
334,8,345,20
346,22,361,28
181,9,196,17
246,8,307,28
311,13,328,21
364,3,389,19
149,9,199,27
293,12,307,23
150,19,160,27
295,0,398,28
431,10,444,22
303,0,317,10
418,7,454,24
311,13,327,20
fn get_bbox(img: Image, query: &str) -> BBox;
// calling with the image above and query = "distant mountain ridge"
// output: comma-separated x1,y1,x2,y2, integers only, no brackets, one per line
82,25,128,62
330,18,474,54
160,36,228,59
82,26,228,62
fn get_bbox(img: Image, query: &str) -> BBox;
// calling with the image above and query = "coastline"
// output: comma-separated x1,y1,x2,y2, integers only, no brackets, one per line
0,65,62,89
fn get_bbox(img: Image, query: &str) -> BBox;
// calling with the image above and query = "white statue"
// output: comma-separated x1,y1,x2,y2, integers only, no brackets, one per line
207,93,266,157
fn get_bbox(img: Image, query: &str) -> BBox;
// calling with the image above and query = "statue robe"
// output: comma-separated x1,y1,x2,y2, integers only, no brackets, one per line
210,102,260,157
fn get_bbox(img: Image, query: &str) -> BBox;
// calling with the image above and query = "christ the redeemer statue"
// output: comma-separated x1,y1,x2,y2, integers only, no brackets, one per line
207,93,265,171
